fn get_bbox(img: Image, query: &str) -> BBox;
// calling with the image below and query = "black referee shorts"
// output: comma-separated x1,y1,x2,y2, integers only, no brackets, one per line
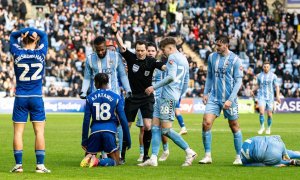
125,93,155,122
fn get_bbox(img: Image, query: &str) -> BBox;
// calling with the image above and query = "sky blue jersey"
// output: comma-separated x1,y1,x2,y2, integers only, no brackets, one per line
204,51,243,102
153,52,189,101
82,89,130,144
257,72,278,101
242,136,288,166
81,50,131,95
10,27,48,97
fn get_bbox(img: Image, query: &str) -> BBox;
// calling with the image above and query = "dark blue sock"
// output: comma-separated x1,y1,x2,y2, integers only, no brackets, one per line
267,117,272,128
259,114,264,127
35,150,45,165
99,158,116,166
176,115,185,128
14,150,23,165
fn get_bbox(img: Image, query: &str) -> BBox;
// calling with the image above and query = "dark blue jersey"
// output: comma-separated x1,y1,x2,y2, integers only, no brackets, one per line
10,28,48,97
82,89,131,145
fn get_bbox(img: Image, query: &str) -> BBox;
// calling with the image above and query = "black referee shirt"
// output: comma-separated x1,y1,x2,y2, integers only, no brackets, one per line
121,49,164,94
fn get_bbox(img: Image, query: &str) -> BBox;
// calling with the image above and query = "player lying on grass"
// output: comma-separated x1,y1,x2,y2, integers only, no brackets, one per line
80,73,131,167
241,135,300,167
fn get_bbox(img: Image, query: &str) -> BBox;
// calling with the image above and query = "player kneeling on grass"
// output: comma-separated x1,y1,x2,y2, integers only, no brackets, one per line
80,73,131,167
241,135,300,167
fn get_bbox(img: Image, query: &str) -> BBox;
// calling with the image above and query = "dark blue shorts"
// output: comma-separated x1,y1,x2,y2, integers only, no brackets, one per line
12,97,45,123
87,131,118,154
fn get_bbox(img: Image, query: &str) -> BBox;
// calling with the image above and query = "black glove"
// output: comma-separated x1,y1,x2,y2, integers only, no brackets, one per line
79,92,87,99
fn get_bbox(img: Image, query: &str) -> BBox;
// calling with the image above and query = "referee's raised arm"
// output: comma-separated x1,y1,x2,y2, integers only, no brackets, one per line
111,22,126,53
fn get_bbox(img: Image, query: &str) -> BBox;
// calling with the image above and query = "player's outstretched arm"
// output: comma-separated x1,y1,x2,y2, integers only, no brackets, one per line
116,98,131,149
153,58,177,90
81,99,92,148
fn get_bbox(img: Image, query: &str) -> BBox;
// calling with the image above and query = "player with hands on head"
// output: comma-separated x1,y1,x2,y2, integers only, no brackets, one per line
10,27,50,173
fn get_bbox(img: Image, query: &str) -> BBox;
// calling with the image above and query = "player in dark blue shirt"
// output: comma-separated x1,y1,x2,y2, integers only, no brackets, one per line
80,73,131,167
10,27,50,173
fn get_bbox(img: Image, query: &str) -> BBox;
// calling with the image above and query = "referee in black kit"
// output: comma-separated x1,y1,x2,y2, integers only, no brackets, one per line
112,22,166,163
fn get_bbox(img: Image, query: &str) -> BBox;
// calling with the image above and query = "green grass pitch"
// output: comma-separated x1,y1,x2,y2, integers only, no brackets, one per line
0,113,300,179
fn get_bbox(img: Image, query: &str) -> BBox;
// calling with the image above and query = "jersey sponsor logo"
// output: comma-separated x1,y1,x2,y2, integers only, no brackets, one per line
144,71,150,76
132,64,139,72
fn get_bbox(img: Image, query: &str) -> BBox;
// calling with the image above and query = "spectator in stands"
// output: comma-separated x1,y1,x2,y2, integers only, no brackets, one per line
19,1,27,20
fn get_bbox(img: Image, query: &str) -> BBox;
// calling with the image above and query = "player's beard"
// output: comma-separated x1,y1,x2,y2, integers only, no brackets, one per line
97,51,107,59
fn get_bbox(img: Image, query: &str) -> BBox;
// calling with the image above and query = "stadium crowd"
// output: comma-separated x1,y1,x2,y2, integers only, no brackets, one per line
0,0,300,98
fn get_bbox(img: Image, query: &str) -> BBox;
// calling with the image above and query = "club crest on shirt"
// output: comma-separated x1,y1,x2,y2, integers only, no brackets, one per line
239,65,243,71
132,64,139,72
109,59,114,65
144,71,150,76
169,59,174,65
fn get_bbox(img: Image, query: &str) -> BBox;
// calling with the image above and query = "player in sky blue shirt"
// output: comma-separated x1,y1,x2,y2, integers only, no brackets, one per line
139,37,197,167
80,36,131,161
80,36,131,98
80,73,131,167
10,27,50,173
241,135,300,167
254,61,281,135
199,35,243,165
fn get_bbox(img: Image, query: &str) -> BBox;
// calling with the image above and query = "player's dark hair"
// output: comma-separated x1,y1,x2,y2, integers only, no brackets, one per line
215,35,229,44
135,40,148,49
22,35,36,45
94,73,109,88
94,36,106,46
147,42,157,51
159,37,176,48
263,60,270,65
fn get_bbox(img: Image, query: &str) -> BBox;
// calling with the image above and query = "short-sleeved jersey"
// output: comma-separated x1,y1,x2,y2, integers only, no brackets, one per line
121,50,164,94
82,50,131,95
257,72,278,101
205,52,243,102
84,89,124,134
10,28,48,97
160,51,189,101
243,136,287,165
